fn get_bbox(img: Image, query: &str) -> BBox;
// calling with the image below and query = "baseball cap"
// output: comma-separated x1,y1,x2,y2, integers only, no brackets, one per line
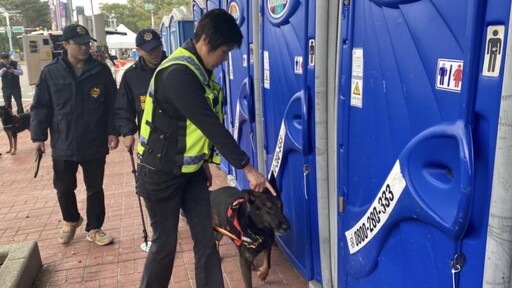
62,24,97,44
0,53,9,59
136,29,162,52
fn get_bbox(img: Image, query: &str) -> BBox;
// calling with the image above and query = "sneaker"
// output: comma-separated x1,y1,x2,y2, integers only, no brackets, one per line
58,216,83,244
86,229,114,246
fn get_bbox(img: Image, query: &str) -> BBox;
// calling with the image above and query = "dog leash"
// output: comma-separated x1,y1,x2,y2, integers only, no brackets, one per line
34,149,43,178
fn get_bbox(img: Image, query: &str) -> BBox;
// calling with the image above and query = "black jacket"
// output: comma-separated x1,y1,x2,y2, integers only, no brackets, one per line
0,60,21,89
30,50,119,161
115,53,166,136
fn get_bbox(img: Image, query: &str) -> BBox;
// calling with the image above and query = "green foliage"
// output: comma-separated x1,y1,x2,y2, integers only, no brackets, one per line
100,0,191,32
0,0,192,53
0,0,50,53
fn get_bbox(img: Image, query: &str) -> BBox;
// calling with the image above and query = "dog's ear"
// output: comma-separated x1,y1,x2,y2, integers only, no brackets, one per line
268,172,279,195
245,189,256,204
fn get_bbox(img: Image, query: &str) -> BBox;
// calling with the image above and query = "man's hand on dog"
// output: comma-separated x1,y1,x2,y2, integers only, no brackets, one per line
243,164,277,195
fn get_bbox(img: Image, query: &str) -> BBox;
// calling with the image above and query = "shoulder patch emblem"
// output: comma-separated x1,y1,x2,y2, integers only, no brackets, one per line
144,32,153,41
77,26,87,35
140,95,147,110
90,87,101,98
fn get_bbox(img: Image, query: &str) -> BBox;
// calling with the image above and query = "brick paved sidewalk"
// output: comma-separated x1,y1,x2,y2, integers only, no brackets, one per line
0,130,307,287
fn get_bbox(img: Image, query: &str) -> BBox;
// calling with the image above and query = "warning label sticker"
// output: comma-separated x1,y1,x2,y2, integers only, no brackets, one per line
351,48,363,108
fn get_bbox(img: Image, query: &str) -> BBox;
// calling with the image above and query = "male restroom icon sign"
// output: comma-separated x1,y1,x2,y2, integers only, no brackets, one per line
486,29,502,73
482,25,505,77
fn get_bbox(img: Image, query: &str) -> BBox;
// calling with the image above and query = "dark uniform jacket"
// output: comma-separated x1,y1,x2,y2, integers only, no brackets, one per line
141,40,250,173
115,53,166,136
30,50,119,161
0,60,21,89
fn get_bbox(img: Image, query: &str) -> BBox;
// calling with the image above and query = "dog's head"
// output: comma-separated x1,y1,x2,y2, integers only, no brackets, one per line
244,173,290,235
0,105,8,118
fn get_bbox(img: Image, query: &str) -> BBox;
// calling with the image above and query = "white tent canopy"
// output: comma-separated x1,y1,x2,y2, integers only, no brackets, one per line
107,24,136,49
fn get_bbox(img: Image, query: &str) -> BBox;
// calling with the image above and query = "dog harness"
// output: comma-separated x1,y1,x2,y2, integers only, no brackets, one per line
2,112,20,130
213,198,263,248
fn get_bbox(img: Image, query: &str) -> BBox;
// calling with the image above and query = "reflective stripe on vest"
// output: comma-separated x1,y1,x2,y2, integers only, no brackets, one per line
138,47,223,173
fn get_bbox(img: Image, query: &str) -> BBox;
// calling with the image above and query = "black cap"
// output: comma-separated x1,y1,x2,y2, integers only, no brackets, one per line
62,24,97,44
136,29,162,52
0,53,9,59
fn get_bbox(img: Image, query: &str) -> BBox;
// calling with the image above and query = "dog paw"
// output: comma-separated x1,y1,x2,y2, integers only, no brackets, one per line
10,152,16,155
6,151,11,154
257,268,269,281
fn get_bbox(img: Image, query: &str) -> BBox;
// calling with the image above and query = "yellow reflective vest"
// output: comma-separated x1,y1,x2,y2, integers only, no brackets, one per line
137,47,223,173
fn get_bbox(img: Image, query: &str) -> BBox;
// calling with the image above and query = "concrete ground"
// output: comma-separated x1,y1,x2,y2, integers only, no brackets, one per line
0,104,307,287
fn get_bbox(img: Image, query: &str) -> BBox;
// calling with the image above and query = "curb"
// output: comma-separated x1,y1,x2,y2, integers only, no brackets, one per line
0,241,42,288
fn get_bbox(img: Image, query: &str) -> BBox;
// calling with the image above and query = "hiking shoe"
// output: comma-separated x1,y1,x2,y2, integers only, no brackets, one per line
58,216,83,244
86,229,114,246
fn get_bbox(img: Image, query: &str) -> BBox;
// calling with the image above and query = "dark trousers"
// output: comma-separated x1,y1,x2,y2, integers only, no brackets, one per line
138,166,223,288
2,87,23,114
53,157,106,232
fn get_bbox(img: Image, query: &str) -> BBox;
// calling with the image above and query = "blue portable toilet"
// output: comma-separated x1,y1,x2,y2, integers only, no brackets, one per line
260,0,322,283
168,6,194,54
208,0,233,177
159,16,171,54
207,0,223,9
223,0,257,190
336,0,512,287
192,0,233,176
193,0,206,24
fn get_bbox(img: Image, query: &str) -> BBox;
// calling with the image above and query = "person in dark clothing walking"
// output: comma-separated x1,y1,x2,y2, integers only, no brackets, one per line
0,53,24,114
30,24,120,246
136,9,276,288
115,28,166,152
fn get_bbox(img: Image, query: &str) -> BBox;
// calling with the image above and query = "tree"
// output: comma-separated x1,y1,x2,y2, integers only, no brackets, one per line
100,0,191,32
0,0,50,53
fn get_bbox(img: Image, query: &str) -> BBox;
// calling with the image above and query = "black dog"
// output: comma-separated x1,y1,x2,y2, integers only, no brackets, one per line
210,174,290,288
0,105,30,155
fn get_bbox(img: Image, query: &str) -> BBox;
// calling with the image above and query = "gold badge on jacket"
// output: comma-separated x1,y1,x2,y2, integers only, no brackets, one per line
90,87,101,98
140,95,147,110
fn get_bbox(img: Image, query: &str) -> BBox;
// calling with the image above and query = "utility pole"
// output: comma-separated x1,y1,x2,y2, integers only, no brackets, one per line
144,3,155,28
68,0,74,24
103,11,116,29
0,8,19,54
55,0,62,30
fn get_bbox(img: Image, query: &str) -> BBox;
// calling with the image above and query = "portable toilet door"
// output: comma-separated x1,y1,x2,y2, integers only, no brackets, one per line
168,6,194,54
193,0,207,24
207,0,234,176
224,0,256,190
261,0,321,282
159,16,171,55
336,0,512,287
207,0,223,9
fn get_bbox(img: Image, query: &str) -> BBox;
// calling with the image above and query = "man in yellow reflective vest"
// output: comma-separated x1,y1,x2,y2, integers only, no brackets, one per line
136,9,273,288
